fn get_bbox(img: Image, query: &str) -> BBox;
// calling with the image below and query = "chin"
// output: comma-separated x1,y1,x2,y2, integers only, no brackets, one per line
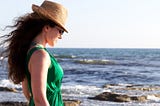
48,43,56,47
49,44,55,47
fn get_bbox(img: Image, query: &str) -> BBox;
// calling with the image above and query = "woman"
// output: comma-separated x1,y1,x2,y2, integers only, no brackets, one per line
1,1,68,106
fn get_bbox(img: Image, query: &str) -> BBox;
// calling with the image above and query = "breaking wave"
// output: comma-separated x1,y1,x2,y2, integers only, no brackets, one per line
74,59,115,65
54,54,76,59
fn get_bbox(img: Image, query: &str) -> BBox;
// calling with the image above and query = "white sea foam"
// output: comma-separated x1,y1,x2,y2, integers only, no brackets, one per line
0,56,3,60
62,85,110,98
74,59,115,65
147,95,160,102
0,79,21,89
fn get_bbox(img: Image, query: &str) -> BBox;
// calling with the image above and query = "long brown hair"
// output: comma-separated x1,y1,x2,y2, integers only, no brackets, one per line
0,13,57,84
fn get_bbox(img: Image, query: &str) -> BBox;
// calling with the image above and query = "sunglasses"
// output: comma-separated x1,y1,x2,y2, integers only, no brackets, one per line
55,26,64,35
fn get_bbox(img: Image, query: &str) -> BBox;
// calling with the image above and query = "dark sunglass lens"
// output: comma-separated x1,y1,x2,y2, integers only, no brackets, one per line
59,30,64,35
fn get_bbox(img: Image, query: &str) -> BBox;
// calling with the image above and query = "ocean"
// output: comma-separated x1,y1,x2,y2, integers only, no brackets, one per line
1,48,160,106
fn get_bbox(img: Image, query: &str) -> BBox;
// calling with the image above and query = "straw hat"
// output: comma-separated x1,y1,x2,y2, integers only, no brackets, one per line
32,0,68,33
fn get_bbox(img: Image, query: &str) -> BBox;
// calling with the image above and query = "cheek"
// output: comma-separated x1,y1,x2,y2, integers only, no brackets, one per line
46,34,59,46
51,35,58,41
47,34,54,40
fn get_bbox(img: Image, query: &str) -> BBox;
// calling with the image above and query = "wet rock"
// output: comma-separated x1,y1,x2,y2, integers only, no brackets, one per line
103,84,160,91
0,102,27,106
130,95,147,102
88,92,131,102
88,92,148,102
154,94,160,98
100,84,160,102
121,84,160,91
64,100,81,106
0,87,18,92
103,84,121,88
126,87,151,91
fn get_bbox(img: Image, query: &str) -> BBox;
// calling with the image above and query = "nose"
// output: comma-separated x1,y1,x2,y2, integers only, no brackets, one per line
58,35,62,39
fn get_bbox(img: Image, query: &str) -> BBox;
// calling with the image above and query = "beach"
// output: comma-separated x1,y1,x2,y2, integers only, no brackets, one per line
1,48,160,106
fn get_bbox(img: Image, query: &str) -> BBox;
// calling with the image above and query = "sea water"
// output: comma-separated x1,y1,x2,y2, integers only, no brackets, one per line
1,48,160,106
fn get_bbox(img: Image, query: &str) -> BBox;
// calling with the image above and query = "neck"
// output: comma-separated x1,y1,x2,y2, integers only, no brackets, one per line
31,41,44,48
32,33,46,47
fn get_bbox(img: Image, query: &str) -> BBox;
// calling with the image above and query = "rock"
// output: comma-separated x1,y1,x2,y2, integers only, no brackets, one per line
124,86,160,91
64,100,81,106
88,92,131,102
88,92,148,102
103,84,160,91
130,96,147,102
0,87,18,92
103,84,120,88
0,102,27,106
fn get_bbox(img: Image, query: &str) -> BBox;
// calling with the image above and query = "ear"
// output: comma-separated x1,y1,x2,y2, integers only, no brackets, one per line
43,25,50,32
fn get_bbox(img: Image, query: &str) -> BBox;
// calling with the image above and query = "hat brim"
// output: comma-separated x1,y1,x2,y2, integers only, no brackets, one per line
32,4,68,33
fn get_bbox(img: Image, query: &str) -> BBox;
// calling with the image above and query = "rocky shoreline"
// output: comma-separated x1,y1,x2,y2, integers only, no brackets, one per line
0,100,81,106
89,91,148,102
0,87,81,106
1,84,160,105
89,84,160,102
0,102,27,106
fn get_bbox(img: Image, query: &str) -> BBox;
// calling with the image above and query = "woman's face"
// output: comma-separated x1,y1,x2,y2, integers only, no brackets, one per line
45,25,64,47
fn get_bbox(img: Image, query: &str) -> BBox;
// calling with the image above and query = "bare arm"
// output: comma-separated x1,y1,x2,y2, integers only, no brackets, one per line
22,77,31,101
29,49,50,106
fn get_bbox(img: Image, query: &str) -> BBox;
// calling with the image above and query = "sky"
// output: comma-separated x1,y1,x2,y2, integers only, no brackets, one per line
1,0,160,48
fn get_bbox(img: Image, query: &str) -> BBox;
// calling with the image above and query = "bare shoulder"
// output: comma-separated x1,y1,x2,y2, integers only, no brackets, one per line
29,49,51,70
32,49,49,59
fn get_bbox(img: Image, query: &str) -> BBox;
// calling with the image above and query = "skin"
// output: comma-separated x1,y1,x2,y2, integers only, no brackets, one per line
22,25,63,106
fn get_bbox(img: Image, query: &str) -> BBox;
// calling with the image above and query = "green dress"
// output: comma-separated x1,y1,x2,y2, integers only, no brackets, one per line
25,46,64,106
